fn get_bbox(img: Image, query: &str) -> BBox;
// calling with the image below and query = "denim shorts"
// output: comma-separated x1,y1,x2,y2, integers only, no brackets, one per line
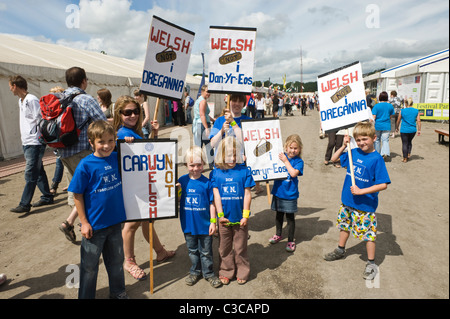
271,196,298,213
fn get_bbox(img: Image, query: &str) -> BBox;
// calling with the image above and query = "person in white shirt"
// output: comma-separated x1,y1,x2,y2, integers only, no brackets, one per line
9,75,53,213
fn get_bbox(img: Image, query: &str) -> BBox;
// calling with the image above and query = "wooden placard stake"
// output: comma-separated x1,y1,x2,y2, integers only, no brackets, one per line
150,98,160,138
149,220,154,294
346,129,356,187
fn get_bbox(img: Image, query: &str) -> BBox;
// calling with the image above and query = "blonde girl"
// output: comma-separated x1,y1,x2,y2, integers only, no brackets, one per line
210,136,255,285
269,134,304,252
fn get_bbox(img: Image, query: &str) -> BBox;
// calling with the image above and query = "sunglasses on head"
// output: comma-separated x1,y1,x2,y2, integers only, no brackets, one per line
120,108,140,116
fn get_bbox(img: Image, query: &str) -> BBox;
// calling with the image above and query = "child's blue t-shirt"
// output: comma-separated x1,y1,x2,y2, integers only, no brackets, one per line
372,102,395,131
178,174,214,235
117,126,142,140
210,164,255,223
271,155,304,200
340,148,391,212
68,152,126,231
399,108,419,133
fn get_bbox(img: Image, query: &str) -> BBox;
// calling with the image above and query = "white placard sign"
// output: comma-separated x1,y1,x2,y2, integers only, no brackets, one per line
317,61,370,132
208,26,257,94
119,140,178,221
140,16,195,100
241,119,287,182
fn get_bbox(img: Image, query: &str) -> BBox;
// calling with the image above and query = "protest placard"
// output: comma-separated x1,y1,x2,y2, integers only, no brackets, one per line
118,139,178,222
140,16,195,100
317,61,370,133
208,26,257,94
241,119,286,182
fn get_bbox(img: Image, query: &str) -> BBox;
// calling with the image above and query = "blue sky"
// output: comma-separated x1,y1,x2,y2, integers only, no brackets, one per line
0,0,448,83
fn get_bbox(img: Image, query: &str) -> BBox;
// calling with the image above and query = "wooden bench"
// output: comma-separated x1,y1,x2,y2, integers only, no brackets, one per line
435,129,449,144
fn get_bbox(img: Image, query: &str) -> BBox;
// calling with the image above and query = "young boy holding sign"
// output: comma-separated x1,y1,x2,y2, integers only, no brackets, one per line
323,122,391,280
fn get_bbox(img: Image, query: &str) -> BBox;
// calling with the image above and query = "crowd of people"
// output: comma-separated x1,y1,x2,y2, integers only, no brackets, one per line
3,69,420,298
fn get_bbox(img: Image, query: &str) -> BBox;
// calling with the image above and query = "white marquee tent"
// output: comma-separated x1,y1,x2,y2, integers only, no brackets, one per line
0,33,205,160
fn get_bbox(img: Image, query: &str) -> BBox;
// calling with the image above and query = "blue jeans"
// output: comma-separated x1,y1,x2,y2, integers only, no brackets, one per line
20,145,52,208
79,223,125,299
52,156,64,183
184,233,214,279
375,130,391,156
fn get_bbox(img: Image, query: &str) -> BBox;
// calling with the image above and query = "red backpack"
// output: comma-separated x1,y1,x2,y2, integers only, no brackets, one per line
38,92,89,148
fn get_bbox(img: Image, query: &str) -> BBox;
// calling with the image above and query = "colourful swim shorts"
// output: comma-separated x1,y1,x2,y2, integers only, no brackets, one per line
336,204,377,242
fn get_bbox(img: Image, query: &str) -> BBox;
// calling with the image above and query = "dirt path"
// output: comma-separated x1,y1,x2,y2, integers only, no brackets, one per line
0,108,448,300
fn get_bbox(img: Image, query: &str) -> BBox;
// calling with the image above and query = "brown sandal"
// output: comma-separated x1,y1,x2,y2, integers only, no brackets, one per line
125,256,147,281
59,221,76,243
156,247,175,263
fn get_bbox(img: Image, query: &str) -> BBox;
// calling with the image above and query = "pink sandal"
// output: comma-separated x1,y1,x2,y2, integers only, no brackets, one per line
269,235,283,244
125,256,147,281
286,242,296,252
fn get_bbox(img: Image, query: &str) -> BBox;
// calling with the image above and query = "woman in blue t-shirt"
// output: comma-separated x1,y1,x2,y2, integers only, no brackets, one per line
113,95,175,281
396,98,421,163
372,91,395,160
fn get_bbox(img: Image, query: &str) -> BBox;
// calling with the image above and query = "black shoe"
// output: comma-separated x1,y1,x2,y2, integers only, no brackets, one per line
10,206,31,213
32,199,54,207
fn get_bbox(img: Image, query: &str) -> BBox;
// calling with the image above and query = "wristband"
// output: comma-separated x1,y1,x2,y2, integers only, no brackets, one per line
230,120,237,127
218,212,224,218
210,218,217,224
243,210,250,218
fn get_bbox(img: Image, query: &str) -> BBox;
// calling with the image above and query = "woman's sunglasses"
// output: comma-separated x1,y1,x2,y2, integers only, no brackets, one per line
120,108,140,116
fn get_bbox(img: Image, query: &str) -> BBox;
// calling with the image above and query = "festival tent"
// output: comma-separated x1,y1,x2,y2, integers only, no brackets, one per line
0,33,204,160
363,49,449,104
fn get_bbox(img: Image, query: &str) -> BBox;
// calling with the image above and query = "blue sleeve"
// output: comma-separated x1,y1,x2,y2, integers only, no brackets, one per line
68,162,89,194
294,158,304,176
209,116,225,139
244,167,256,188
374,157,391,185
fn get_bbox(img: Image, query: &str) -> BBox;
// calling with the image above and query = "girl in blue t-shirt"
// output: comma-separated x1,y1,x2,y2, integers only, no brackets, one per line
210,136,255,285
113,96,174,281
396,98,421,163
269,134,304,252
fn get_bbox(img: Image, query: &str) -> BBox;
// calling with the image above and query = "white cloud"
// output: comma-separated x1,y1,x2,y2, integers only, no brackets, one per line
0,0,448,83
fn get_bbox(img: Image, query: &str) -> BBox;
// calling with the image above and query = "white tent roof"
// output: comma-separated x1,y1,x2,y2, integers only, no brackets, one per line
0,33,202,160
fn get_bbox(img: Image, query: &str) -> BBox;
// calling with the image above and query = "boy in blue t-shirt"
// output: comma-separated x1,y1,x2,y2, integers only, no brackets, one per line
68,120,128,299
324,122,391,281
178,146,222,288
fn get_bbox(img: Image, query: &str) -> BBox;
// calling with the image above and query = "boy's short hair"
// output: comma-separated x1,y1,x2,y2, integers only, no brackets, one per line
184,146,206,165
9,75,27,90
230,93,247,104
353,121,376,139
214,136,243,170
88,120,116,147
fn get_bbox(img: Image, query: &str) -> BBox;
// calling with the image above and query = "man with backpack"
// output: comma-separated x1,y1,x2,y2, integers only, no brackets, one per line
8,75,54,213
58,67,106,242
